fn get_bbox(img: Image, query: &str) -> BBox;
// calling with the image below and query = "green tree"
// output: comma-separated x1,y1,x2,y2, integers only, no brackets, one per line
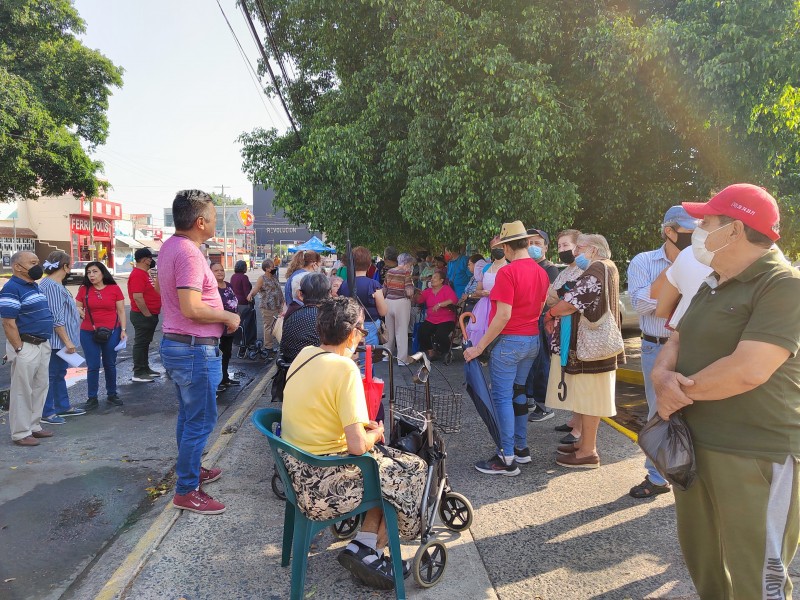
0,0,123,201
210,192,245,206
240,0,800,259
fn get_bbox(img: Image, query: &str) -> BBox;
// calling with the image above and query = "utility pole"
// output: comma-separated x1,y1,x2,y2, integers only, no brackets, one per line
88,195,95,261
214,185,227,268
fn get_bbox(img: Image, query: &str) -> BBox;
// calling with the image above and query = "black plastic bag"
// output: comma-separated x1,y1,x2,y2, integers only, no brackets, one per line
270,359,290,403
637,413,696,491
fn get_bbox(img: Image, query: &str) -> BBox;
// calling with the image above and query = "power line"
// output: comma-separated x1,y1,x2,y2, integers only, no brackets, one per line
255,0,293,92
239,0,301,142
213,0,288,127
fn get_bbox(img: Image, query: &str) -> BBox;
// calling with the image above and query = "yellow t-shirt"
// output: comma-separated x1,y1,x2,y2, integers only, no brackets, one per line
281,346,369,455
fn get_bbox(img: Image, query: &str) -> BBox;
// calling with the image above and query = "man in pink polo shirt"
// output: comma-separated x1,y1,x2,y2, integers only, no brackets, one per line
159,190,240,515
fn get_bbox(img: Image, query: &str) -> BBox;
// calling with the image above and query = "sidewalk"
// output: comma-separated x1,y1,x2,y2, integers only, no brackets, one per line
105,358,702,600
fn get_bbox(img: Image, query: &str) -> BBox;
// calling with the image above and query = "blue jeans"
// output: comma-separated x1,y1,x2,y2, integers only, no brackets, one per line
160,339,222,495
43,349,70,417
490,335,540,457
641,339,669,486
80,328,121,399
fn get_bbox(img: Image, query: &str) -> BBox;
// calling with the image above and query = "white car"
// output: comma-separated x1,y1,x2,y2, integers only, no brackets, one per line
68,261,89,284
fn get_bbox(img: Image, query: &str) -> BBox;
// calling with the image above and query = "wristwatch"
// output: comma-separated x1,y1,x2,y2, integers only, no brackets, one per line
14,345,22,353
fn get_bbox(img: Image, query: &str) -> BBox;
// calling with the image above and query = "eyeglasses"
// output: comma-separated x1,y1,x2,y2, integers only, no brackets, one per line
355,324,368,337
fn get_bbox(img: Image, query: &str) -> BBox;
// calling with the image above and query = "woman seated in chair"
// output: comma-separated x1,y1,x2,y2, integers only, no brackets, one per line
415,271,459,359
281,296,426,591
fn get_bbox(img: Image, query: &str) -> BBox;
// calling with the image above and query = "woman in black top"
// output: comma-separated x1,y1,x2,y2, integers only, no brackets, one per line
211,263,241,390
280,273,331,362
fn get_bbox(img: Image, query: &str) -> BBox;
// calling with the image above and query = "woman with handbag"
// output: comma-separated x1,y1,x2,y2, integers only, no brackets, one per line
381,253,415,364
339,246,389,355
76,262,127,411
246,258,284,357
543,233,625,469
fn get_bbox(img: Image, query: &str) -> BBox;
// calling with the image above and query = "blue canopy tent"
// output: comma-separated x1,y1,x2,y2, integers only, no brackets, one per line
287,236,336,253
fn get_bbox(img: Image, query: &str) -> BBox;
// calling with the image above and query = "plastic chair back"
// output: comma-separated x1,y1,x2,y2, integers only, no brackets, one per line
251,408,407,600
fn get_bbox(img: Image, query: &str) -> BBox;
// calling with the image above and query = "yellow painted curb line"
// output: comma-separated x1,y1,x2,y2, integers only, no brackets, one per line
616,368,644,386
601,416,638,443
94,371,273,600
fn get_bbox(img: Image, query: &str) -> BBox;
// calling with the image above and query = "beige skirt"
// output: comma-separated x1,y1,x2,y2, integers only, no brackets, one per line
544,358,617,417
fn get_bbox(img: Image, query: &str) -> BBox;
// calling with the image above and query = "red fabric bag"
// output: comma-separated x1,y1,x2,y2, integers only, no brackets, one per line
362,345,384,420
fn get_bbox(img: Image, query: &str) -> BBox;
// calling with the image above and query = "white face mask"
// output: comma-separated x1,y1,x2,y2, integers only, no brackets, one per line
691,222,733,267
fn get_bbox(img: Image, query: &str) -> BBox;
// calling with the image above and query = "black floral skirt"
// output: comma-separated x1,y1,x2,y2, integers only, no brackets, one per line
281,445,426,540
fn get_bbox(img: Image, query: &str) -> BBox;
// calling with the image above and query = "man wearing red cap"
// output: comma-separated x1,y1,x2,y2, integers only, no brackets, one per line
653,184,800,599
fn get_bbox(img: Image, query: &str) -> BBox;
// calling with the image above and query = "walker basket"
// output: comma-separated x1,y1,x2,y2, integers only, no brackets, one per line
394,385,462,433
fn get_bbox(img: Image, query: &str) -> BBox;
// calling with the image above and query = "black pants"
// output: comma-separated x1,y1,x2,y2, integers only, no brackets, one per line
129,311,159,377
418,321,455,354
235,304,257,348
220,335,234,383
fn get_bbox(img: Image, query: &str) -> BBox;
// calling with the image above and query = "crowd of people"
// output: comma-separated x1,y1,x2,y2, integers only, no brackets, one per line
3,183,799,597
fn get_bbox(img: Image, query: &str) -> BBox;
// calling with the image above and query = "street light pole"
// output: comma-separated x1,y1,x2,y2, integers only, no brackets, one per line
214,185,227,268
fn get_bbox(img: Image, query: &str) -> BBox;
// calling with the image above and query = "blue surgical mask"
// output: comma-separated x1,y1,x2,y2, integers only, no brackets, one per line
527,246,543,260
574,254,591,270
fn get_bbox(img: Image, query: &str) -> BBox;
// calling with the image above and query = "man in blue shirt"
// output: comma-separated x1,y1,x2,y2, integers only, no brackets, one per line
627,206,698,497
446,248,471,299
1,251,55,446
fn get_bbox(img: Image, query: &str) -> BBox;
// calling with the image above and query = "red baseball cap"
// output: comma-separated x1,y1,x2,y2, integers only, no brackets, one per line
682,184,780,241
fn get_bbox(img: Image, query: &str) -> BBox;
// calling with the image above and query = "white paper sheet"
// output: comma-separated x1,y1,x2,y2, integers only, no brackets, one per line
114,338,127,351
57,347,86,368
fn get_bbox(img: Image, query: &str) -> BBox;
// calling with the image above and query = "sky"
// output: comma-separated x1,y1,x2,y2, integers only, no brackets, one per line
73,0,290,224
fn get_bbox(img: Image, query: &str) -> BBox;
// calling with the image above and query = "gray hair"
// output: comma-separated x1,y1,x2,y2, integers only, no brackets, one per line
577,234,612,259
291,271,309,300
300,272,332,305
10,250,35,266
397,253,415,267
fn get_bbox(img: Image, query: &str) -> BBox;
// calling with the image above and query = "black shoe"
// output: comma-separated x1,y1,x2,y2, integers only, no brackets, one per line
514,447,532,464
560,432,580,444
225,379,241,386
80,397,99,412
474,454,520,476
554,423,572,432
216,383,227,393
107,395,123,407
236,347,247,359
337,541,393,590
528,406,555,422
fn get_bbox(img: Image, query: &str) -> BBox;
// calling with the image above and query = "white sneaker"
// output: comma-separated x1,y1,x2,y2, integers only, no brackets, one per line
131,375,155,383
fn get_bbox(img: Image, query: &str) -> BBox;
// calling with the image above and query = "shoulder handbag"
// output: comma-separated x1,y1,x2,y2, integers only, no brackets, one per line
271,350,329,403
85,288,117,344
576,263,624,362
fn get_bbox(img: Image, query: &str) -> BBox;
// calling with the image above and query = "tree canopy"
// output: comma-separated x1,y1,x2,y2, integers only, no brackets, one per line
210,192,245,206
0,0,123,201
239,0,800,260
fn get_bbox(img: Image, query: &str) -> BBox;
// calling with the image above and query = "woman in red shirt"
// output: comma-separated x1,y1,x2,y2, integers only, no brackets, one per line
76,262,127,411
416,271,458,359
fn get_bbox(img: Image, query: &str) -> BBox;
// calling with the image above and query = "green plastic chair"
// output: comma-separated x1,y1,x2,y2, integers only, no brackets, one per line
252,407,407,600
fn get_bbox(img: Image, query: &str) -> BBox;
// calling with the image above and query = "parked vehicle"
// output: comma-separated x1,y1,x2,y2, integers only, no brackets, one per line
67,261,89,284
619,290,640,332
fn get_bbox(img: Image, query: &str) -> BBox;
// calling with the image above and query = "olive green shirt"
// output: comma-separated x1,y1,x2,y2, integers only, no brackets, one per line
676,251,800,462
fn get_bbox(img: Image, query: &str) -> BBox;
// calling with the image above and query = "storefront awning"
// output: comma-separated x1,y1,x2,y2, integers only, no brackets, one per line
0,227,37,238
115,234,144,249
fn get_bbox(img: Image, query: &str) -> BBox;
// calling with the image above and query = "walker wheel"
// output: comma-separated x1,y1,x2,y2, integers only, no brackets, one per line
247,348,260,360
413,539,447,588
330,514,362,539
439,491,474,531
271,471,286,501
443,351,453,366
255,340,264,350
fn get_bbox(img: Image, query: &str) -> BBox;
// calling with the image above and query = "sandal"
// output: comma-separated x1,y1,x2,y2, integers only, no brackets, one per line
337,541,394,590
629,476,671,499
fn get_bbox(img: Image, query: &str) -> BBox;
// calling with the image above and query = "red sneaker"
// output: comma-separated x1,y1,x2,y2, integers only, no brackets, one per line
172,489,226,515
200,466,222,484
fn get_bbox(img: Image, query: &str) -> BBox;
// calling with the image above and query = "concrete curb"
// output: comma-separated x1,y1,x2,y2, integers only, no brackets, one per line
93,373,272,600
617,368,644,386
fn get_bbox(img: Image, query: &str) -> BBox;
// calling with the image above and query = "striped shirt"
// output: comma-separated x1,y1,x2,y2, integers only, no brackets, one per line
383,267,414,300
627,245,672,338
39,277,81,350
0,275,54,338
